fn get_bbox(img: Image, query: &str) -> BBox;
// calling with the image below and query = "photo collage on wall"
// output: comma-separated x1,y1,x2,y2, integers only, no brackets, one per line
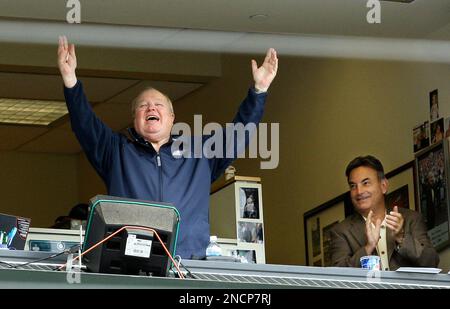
412,88,450,250
428,89,447,147
236,186,264,263
414,89,448,153
417,143,450,249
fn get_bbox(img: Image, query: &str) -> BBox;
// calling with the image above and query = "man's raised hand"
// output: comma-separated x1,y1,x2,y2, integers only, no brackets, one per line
386,206,405,243
252,48,278,92
57,36,77,88
365,210,381,255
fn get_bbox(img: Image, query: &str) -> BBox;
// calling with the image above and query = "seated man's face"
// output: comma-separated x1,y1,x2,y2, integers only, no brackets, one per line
348,166,387,215
133,89,175,143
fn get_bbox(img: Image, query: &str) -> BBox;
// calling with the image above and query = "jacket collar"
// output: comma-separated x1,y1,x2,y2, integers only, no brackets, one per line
127,127,149,146
127,127,177,154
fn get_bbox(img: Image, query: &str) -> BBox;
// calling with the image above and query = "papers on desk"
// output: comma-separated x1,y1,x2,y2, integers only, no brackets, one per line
396,267,442,274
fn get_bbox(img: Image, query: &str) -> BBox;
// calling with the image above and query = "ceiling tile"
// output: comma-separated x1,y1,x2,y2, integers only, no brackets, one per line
0,72,139,102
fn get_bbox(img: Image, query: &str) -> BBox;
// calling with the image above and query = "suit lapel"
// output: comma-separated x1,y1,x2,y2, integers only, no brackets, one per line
349,214,367,248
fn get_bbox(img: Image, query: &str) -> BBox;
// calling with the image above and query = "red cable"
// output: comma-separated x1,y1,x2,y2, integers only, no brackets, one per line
59,225,184,279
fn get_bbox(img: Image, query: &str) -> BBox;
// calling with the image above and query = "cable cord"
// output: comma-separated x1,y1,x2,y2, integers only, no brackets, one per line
0,244,80,269
59,225,185,279
171,255,195,279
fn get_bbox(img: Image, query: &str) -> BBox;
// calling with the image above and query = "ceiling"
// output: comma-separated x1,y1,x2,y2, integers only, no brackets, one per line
1,0,449,40
0,0,449,154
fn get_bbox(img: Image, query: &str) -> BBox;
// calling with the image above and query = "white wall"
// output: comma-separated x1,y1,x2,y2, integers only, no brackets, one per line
0,151,78,227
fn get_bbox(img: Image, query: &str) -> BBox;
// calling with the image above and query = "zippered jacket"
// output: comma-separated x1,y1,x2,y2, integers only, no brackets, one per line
64,80,267,258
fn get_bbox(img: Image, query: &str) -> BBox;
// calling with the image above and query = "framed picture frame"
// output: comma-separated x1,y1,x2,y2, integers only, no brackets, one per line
237,221,263,244
429,89,439,122
239,187,261,220
430,118,445,145
304,160,417,266
384,162,418,212
415,139,450,251
413,121,430,153
209,178,266,264
304,194,349,267
216,238,265,264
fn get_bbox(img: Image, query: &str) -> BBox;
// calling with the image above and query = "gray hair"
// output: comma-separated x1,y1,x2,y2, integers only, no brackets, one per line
131,87,174,117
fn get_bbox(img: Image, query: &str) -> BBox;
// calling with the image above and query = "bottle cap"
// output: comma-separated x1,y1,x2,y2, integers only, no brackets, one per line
210,235,217,242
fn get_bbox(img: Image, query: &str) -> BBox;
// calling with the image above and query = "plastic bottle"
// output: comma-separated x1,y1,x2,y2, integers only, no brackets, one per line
205,235,222,257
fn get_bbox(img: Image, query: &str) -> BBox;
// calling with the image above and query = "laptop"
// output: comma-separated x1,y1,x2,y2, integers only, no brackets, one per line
0,212,31,250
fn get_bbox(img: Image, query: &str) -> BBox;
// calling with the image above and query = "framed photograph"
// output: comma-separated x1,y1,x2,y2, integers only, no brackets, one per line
239,187,260,219
311,217,321,257
236,249,257,264
322,221,339,267
304,160,418,266
385,185,409,210
416,140,450,250
413,121,430,153
444,117,450,139
430,118,444,145
429,89,439,122
384,161,417,211
237,221,263,243
304,199,347,266
216,238,265,264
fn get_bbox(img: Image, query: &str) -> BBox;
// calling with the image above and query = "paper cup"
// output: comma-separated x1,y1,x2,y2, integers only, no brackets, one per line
360,255,381,270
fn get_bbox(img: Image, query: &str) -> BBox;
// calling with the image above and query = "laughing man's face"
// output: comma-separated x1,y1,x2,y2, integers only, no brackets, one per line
133,89,174,145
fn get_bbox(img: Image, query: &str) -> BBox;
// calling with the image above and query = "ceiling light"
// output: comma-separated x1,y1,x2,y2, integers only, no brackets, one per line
0,98,68,126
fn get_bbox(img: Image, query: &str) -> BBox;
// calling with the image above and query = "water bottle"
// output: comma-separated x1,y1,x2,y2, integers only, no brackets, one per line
205,235,222,257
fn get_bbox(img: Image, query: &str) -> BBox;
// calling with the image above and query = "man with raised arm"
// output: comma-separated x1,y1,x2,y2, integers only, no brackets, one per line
57,36,278,259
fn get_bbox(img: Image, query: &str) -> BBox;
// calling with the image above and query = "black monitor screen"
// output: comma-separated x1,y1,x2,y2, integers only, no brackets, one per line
82,195,180,277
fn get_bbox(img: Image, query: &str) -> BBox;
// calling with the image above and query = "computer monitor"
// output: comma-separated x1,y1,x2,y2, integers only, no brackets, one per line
82,195,180,277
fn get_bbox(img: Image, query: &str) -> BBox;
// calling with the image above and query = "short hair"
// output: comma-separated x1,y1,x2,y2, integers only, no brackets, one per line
345,155,385,181
69,203,89,220
131,87,174,116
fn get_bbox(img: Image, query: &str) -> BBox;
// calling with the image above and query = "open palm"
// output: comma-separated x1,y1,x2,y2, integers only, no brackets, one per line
252,48,278,92
57,36,77,88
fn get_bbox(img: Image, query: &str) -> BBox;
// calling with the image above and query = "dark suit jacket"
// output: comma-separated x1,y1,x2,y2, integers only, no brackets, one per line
330,208,439,270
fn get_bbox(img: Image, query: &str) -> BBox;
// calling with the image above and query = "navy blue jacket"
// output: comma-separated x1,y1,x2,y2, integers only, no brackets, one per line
64,80,267,258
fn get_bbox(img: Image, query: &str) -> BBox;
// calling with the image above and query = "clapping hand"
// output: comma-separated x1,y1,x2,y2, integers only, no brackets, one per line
365,210,381,255
386,206,405,243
